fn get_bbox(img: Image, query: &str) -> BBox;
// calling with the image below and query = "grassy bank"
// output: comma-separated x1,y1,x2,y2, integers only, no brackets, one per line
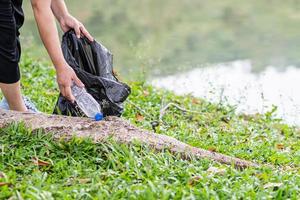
0,57,300,199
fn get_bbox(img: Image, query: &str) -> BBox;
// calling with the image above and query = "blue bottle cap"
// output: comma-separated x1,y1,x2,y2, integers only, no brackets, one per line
95,113,103,121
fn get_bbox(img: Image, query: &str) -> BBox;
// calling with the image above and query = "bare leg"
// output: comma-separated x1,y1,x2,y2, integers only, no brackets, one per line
0,81,27,112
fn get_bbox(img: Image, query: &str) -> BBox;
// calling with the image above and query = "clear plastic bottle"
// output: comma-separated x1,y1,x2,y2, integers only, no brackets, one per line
71,84,103,121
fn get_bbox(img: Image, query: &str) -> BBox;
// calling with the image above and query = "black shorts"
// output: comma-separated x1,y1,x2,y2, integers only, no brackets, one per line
0,0,24,84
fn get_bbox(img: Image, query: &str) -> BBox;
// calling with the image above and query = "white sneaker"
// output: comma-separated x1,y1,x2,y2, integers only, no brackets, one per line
0,98,9,110
0,97,39,113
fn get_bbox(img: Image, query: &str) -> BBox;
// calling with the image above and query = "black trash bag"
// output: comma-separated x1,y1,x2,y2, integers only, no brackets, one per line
53,30,131,117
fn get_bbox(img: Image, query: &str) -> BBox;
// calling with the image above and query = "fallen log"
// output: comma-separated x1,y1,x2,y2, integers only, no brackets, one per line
0,109,259,168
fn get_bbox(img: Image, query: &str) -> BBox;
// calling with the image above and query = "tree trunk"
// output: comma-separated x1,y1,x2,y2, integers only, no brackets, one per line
0,109,259,168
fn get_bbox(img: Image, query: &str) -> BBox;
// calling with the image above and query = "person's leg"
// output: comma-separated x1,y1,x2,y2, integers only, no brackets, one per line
0,81,27,111
0,0,27,112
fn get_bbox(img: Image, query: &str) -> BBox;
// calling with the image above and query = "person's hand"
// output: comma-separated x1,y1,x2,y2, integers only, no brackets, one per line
56,64,84,103
59,14,93,41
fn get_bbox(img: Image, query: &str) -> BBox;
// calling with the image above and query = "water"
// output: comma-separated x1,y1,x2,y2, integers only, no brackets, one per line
152,60,300,126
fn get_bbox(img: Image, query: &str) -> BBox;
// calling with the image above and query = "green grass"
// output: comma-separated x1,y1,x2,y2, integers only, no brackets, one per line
1,56,300,199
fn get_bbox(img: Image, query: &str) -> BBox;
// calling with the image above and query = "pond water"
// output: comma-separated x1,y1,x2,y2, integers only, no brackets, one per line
152,60,300,126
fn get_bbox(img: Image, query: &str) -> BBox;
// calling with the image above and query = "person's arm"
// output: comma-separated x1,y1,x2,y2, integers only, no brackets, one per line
51,0,93,41
31,0,84,103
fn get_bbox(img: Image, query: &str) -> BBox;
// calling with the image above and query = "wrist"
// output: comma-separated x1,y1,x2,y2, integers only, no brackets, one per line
54,61,69,72
58,13,70,24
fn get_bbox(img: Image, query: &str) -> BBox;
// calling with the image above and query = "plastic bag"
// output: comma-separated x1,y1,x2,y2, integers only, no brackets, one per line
53,30,131,117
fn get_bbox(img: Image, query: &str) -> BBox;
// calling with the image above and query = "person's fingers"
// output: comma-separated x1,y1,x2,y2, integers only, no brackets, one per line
73,75,84,88
74,24,81,39
80,26,94,42
59,85,66,97
65,86,75,103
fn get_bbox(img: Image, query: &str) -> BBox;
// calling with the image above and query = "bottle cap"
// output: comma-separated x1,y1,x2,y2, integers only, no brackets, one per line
95,113,103,121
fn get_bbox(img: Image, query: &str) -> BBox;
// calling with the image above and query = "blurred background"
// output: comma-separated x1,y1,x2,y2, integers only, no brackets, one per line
22,0,300,79
21,0,300,124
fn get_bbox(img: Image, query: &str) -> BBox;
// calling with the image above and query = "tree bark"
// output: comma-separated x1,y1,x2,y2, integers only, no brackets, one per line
0,109,259,168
